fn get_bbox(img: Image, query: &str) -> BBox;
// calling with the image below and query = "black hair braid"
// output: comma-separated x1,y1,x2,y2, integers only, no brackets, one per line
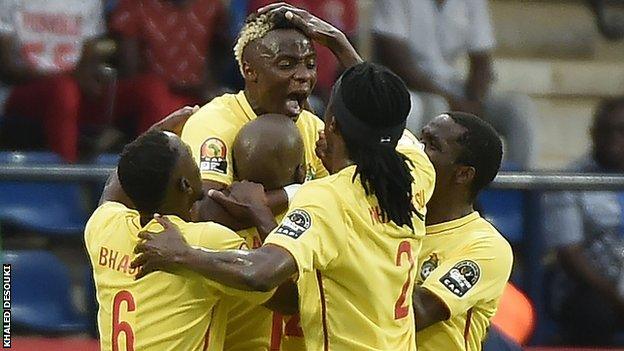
339,63,416,229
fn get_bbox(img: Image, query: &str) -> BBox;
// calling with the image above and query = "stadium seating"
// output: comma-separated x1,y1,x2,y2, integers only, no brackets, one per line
0,152,89,236
4,250,88,333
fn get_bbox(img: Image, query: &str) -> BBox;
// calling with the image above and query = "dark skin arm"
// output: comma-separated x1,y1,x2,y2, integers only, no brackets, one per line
412,286,451,331
0,35,38,84
559,244,624,313
194,181,288,232
465,52,494,103
132,184,301,313
131,214,298,293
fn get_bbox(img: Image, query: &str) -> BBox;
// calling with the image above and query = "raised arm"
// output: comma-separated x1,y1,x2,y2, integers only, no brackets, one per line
258,3,363,70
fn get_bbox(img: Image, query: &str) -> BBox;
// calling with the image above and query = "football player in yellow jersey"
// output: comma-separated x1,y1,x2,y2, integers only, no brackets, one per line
181,4,362,228
85,110,273,351
132,62,436,351
217,114,307,351
413,112,514,350
180,4,361,350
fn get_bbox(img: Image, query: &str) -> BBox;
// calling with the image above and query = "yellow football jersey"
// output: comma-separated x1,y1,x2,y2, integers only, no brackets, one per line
216,214,306,351
85,202,271,351
181,91,328,186
415,212,513,351
264,144,435,351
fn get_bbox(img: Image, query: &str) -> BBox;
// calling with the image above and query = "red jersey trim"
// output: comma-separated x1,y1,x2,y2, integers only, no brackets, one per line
316,270,329,351
464,307,474,349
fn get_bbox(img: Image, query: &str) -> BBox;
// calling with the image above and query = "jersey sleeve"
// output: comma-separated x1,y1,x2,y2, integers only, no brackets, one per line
84,202,133,250
181,106,236,186
263,182,346,280
421,236,513,317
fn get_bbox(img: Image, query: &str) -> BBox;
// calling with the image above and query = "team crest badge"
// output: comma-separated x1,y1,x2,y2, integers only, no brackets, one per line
276,209,312,239
440,260,481,297
200,138,228,174
420,253,439,280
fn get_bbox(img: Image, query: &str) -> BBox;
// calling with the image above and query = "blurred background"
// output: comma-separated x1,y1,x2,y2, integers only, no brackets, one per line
0,0,623,350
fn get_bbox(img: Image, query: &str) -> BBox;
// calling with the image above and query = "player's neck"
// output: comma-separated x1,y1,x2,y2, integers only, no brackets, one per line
425,198,473,226
244,88,265,117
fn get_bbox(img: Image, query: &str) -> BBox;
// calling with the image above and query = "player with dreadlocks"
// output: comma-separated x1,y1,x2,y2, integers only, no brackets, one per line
178,3,362,349
131,62,436,351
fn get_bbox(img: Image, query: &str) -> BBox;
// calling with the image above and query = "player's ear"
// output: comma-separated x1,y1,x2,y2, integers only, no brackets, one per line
242,61,258,82
454,165,475,187
294,164,306,184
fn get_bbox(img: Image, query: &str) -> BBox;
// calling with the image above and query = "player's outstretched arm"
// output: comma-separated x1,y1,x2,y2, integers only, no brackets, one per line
131,215,297,292
412,286,451,331
258,3,363,70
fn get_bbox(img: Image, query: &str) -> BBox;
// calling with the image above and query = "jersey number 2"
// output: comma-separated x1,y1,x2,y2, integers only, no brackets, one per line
112,290,136,351
394,241,414,319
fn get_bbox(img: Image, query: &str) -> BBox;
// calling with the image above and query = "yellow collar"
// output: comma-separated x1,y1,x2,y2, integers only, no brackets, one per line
235,91,258,122
425,212,480,235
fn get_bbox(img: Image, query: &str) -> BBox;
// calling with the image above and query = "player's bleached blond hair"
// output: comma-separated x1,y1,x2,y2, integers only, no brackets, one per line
233,13,275,75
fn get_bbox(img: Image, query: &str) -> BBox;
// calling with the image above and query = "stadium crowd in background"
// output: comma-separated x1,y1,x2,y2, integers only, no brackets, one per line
372,0,538,170
542,97,624,346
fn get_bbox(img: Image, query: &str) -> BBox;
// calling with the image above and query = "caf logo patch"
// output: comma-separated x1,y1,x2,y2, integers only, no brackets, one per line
439,260,480,297
275,209,312,239
420,253,439,280
200,138,228,174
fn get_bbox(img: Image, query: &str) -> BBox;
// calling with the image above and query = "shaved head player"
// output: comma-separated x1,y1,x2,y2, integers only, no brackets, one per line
180,3,362,349
216,114,306,351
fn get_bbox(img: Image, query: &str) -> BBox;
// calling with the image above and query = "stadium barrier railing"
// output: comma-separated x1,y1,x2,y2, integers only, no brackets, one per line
1,164,624,344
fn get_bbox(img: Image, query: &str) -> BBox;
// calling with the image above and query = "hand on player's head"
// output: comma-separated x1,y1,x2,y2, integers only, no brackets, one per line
131,214,191,279
148,105,200,136
257,2,345,49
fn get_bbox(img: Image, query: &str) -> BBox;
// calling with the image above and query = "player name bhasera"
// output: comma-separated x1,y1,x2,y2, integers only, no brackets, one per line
98,246,137,276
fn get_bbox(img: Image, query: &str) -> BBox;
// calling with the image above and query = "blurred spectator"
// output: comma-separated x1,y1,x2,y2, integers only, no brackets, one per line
372,0,538,169
542,97,624,346
0,0,112,162
109,0,230,136
248,0,358,102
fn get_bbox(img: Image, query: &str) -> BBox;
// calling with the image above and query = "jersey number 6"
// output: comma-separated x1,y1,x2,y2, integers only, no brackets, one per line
394,241,415,319
113,290,136,351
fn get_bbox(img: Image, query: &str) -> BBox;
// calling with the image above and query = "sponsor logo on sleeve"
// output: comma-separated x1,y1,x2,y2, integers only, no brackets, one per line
275,209,311,239
420,253,439,280
200,138,228,174
439,260,480,297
